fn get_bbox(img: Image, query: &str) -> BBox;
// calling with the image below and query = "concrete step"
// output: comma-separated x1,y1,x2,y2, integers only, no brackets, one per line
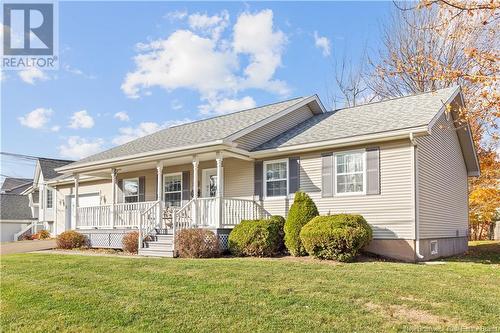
143,242,173,250
138,248,174,257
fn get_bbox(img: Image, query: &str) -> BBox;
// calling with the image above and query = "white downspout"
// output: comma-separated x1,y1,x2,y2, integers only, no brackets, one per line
410,132,424,260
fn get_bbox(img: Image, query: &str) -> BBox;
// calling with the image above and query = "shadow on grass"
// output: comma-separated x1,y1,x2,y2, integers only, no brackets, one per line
446,241,500,264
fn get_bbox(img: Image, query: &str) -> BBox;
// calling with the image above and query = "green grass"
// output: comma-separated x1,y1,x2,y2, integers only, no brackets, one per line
1,242,499,333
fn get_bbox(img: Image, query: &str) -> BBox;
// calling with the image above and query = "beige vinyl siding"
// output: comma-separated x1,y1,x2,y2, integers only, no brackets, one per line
235,105,314,151
261,140,415,239
416,113,468,239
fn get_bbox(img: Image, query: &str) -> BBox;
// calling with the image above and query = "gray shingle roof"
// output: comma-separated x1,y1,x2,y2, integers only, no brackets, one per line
39,158,74,180
67,97,307,167
0,194,35,220
254,87,458,151
1,178,32,194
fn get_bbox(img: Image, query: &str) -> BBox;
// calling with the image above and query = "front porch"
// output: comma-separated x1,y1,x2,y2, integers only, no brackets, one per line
71,150,269,255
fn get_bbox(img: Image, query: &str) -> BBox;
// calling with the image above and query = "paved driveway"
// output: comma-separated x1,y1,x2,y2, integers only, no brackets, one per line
0,239,57,255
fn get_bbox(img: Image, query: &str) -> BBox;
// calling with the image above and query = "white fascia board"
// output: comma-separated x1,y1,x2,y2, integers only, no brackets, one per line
250,126,429,158
224,95,325,143
55,140,229,174
427,86,461,134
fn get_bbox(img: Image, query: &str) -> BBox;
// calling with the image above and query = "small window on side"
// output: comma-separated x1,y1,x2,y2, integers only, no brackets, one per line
430,240,438,255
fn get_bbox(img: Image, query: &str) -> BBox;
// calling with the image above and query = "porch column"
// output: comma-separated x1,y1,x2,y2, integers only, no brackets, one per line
156,162,163,227
192,156,199,226
111,169,117,228
73,174,79,230
216,152,223,228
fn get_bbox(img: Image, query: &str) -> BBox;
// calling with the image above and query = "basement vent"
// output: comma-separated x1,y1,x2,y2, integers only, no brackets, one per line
430,240,438,255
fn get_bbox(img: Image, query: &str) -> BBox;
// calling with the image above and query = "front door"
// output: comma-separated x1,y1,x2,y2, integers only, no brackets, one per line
202,168,218,198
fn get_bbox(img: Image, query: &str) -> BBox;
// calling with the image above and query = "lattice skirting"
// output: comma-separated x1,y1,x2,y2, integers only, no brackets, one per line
78,230,133,249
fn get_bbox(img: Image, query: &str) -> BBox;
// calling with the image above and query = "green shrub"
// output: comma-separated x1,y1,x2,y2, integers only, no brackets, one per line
229,216,285,257
122,231,139,253
284,192,319,256
299,214,372,262
175,229,220,258
56,231,87,249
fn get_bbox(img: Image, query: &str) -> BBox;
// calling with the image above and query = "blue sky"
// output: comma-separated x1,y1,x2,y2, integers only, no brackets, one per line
1,1,392,179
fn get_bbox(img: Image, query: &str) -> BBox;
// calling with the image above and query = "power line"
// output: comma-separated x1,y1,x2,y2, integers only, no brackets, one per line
0,152,40,161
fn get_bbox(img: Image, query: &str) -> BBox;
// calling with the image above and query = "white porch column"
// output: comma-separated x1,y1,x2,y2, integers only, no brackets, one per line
192,156,199,226
216,152,223,228
73,174,79,230
111,169,117,228
156,162,163,227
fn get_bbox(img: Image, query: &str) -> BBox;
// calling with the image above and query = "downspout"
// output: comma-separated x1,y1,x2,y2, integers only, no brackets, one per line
410,133,424,260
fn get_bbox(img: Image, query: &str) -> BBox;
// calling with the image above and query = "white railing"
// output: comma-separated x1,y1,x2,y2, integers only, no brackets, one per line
222,198,269,227
76,201,157,229
172,199,194,234
13,221,45,241
77,205,111,228
198,197,219,227
138,200,162,250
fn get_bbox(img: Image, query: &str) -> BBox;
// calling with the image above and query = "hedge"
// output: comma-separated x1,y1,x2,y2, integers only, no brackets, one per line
229,216,285,257
284,192,319,256
299,214,372,262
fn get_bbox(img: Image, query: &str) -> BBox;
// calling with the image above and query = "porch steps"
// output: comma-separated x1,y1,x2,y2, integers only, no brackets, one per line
138,229,175,258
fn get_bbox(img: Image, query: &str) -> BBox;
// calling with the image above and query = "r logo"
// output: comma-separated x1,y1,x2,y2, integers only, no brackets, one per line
3,3,54,55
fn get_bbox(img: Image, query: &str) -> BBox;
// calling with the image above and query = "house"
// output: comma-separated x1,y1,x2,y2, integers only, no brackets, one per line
0,178,37,242
51,86,479,261
21,158,74,236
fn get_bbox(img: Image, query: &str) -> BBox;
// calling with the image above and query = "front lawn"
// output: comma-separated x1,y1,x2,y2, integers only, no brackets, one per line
1,242,499,332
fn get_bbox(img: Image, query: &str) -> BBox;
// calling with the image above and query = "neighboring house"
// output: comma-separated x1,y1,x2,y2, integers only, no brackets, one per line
22,158,74,235
0,178,36,242
52,86,479,261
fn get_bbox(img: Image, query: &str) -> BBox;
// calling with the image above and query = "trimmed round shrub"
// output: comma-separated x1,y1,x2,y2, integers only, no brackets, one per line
299,214,373,262
284,192,319,256
37,230,51,240
56,231,87,249
229,216,285,257
175,229,220,258
122,231,139,253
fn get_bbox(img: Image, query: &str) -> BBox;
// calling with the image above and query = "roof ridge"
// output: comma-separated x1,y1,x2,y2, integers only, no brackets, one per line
38,157,75,163
331,86,459,112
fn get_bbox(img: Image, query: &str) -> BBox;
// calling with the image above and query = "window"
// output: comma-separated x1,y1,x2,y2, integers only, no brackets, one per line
264,160,288,197
46,188,53,208
335,151,365,195
430,240,438,255
123,178,139,203
164,173,182,207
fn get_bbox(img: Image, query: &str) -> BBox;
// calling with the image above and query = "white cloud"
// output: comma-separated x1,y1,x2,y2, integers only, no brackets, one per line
313,31,331,57
69,110,95,129
50,125,60,132
164,10,188,21
59,136,105,159
199,96,256,115
112,119,193,145
18,67,49,84
114,111,130,122
188,10,229,40
18,108,53,129
171,99,183,111
63,64,96,79
122,9,289,114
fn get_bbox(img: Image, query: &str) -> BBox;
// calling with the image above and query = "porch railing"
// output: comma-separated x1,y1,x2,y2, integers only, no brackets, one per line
114,202,156,228
76,201,157,229
138,200,162,250
222,198,269,227
77,205,112,228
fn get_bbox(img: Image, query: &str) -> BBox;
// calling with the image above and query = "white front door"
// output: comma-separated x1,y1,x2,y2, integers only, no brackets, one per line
202,168,218,198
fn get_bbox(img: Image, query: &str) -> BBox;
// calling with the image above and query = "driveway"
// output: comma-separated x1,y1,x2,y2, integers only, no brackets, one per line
0,239,57,255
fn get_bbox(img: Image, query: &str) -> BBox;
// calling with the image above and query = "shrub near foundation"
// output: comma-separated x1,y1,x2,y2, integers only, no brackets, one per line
122,231,139,253
56,231,87,249
175,229,220,258
284,192,319,256
300,214,373,262
229,216,285,257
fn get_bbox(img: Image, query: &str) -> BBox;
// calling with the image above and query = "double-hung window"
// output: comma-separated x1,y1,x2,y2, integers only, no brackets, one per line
164,173,182,207
264,159,288,197
335,151,365,195
123,178,139,203
46,188,53,208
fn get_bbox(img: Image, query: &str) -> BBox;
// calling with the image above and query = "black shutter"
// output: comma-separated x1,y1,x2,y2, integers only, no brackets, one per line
117,179,123,203
322,153,333,197
138,176,146,202
254,161,263,200
289,157,300,194
366,147,380,195
182,171,190,202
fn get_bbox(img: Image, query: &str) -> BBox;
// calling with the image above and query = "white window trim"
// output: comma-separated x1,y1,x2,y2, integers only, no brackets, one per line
123,177,139,202
263,158,289,199
46,187,53,209
430,240,438,255
334,149,367,196
163,172,183,206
